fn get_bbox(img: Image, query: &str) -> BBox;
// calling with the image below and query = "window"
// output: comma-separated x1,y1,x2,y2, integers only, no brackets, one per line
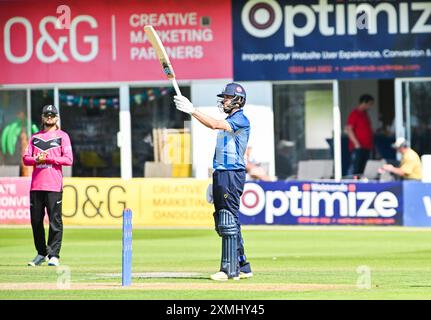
273,83,333,179
0,90,28,176
59,88,120,177
130,86,190,177
30,89,54,133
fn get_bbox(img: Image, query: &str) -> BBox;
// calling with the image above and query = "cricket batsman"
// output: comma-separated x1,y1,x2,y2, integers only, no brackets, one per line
174,83,253,281
23,105,73,267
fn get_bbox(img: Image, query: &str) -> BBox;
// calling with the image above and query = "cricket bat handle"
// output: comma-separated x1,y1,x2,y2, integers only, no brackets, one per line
171,78,182,96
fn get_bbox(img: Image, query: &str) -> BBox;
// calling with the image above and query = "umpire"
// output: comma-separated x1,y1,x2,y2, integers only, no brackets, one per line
23,105,73,267
174,83,253,281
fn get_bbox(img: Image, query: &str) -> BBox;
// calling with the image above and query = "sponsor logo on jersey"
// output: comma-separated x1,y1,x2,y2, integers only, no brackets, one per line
32,137,62,152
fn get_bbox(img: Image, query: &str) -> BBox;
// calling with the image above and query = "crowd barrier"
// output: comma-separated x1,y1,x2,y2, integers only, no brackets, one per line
0,178,430,227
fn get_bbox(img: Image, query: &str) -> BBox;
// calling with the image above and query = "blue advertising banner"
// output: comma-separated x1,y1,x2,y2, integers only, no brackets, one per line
233,0,431,80
403,181,431,227
239,181,403,225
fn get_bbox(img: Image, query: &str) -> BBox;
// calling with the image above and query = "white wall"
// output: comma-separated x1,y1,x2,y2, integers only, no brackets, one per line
190,79,232,105
243,104,275,176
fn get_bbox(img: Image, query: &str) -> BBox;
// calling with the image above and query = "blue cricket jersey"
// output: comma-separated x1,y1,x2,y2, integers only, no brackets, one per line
213,109,250,171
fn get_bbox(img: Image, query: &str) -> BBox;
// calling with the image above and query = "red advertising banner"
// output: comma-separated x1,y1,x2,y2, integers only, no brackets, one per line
0,178,31,225
0,0,232,84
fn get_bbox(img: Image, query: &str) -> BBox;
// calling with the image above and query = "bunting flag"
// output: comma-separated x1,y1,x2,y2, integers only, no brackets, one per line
54,87,174,109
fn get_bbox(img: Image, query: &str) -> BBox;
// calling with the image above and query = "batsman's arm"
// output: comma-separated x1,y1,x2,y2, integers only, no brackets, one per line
192,110,232,132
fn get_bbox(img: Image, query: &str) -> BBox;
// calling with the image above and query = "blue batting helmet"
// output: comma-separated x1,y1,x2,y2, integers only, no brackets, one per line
217,83,246,105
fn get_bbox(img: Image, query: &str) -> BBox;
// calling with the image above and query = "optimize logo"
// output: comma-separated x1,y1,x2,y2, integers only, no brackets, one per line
241,0,431,47
240,182,399,224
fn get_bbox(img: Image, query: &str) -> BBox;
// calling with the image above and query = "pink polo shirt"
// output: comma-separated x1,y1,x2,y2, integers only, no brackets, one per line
23,129,73,192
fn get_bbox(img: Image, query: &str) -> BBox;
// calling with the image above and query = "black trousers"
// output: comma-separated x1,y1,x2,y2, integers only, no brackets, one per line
30,191,63,258
347,148,371,176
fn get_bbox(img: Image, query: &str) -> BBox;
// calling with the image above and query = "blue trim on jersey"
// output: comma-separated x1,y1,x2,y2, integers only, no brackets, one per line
213,109,250,170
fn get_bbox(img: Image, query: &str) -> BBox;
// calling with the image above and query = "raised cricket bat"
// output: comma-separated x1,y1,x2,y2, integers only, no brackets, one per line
144,25,182,96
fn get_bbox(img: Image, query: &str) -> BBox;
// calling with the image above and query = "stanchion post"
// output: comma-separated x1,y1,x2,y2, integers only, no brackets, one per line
122,208,132,286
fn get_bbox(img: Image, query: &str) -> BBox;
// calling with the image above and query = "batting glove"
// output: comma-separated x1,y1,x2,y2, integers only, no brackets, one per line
174,95,196,115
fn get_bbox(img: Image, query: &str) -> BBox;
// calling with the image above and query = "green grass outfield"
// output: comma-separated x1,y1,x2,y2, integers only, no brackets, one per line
1,226,431,300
